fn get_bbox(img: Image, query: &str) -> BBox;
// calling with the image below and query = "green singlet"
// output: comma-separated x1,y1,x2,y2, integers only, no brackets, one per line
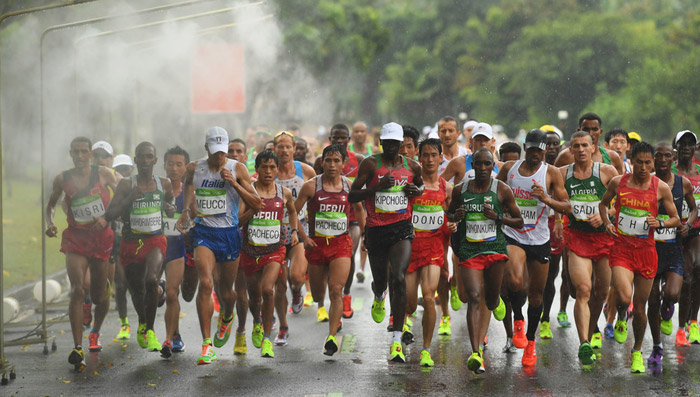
456,179,507,261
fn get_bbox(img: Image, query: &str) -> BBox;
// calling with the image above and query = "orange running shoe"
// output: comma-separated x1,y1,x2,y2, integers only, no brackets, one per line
513,320,527,349
676,328,691,346
342,295,354,319
522,340,537,367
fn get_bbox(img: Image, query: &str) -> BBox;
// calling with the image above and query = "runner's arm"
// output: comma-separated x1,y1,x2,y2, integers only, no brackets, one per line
404,158,424,197
232,162,263,212
495,161,514,182
599,176,621,237
98,165,119,191
301,162,317,181
445,182,465,222
540,165,571,215
498,181,524,229
349,156,378,203
553,150,573,168
607,150,625,175
105,178,136,223
45,173,64,237
162,177,175,218
656,182,681,229
284,187,300,246
238,199,254,227
176,162,196,232
353,202,366,235
440,157,460,183
683,176,698,228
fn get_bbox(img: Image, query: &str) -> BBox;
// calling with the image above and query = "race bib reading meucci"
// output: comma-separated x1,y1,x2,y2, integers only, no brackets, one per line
196,188,227,216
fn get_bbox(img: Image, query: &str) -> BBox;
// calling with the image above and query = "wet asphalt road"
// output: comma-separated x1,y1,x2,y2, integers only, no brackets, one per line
4,261,700,396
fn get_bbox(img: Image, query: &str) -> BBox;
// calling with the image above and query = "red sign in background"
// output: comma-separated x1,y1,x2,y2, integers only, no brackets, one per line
191,43,245,113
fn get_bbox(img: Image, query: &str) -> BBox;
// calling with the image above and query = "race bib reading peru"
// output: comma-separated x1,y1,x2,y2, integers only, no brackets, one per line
464,212,497,242
248,218,281,246
412,204,444,232
196,188,227,216
515,198,538,227
71,194,106,224
570,194,600,221
617,206,650,238
375,185,408,213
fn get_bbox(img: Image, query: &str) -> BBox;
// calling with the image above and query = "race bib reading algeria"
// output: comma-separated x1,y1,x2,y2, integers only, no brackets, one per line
375,185,408,213
617,206,650,238
412,204,444,232
162,213,181,237
130,201,162,234
196,188,227,216
314,212,348,237
515,198,538,227
464,212,497,242
71,194,106,224
570,194,600,221
654,214,676,243
248,218,281,246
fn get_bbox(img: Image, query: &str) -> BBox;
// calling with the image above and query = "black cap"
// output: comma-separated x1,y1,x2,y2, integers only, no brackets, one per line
525,129,547,151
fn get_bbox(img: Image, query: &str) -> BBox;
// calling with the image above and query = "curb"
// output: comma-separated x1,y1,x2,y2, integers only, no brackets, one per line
4,270,68,304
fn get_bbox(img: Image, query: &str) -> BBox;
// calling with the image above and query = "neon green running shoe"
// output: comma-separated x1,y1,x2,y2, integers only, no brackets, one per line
261,339,274,358
234,332,247,355
578,342,594,365
323,335,338,356
420,349,434,367
136,323,147,348
450,283,463,311
371,297,386,323
197,344,217,365
252,323,263,349
539,321,552,339
214,313,234,348
406,315,414,328
557,311,571,328
467,352,484,373
117,323,130,340
660,319,673,336
493,297,506,321
614,320,628,344
630,350,645,373
438,316,451,336
389,341,405,363
591,332,602,349
689,321,700,344
146,329,162,352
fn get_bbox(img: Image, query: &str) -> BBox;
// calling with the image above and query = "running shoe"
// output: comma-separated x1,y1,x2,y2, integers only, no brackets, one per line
117,323,130,340
493,297,506,321
137,323,147,348
157,279,166,308
557,311,570,328
591,332,602,349
304,292,313,306
214,313,234,348
660,300,675,321
660,318,673,336
578,342,594,365
614,320,628,344
450,279,463,311
146,329,162,352
372,297,386,323
291,292,303,314
356,272,365,283
342,295,354,319
160,340,172,359
406,314,414,327
402,324,414,345
513,320,527,348
389,341,405,363
420,349,434,367
88,332,102,352
261,339,274,358
522,340,537,367
234,333,247,355
467,351,485,373
503,338,517,353
438,316,451,336
676,328,691,346
689,321,700,344
630,350,645,373
82,302,92,327
275,327,289,346
604,323,615,339
252,323,263,349
68,347,86,372
647,345,663,366
323,335,338,356
317,306,330,322
197,344,217,365
539,321,552,340
172,333,185,352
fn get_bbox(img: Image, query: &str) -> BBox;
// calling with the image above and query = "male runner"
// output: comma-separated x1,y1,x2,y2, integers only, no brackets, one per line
297,145,364,355
556,131,617,365
462,120,478,153
554,112,625,174
45,137,118,371
647,141,696,365
349,121,375,156
604,128,632,173
295,138,314,166
176,127,262,365
599,141,680,373
239,150,298,358
159,146,193,357
448,148,523,373
437,116,469,176
105,142,174,353
349,122,424,362
497,128,571,367
499,142,521,162
111,154,132,341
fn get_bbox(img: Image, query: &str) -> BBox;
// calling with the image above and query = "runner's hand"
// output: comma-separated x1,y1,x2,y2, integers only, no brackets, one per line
447,221,457,233
220,169,236,185
483,204,497,220
587,213,603,228
532,181,547,201
553,222,563,241
647,216,660,229
604,223,618,237
453,205,466,222
680,223,690,238
45,223,58,238
91,216,108,231
176,211,190,233
375,173,394,191
164,201,176,218
290,232,299,246
404,183,421,198
303,236,317,249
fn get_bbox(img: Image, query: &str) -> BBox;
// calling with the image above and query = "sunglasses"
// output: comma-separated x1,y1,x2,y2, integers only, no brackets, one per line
274,131,295,143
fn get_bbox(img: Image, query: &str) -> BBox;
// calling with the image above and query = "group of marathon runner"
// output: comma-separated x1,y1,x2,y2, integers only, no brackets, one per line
44,112,700,374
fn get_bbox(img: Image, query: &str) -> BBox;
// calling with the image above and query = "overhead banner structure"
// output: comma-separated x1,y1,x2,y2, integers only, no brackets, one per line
191,43,245,113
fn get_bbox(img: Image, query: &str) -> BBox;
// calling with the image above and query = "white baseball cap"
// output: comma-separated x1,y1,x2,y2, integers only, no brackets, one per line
112,154,133,167
471,122,494,140
463,120,478,131
205,126,230,154
380,122,403,142
674,130,697,146
92,141,113,156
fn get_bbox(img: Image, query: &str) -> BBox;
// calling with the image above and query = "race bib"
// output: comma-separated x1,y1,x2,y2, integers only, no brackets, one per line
314,212,348,237
130,204,162,234
113,219,123,236
196,188,227,216
617,206,650,238
162,213,181,237
248,218,281,246
654,214,676,243
515,198,538,227
375,186,408,213
464,212,497,242
570,195,600,221
71,194,106,224
412,204,444,232
682,200,689,222
282,208,306,225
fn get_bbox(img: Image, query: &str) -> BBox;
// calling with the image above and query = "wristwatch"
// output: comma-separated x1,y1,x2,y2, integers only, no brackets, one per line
659,220,665,229
497,213,503,222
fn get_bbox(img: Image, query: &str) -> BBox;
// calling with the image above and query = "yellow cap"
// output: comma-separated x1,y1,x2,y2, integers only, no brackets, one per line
539,124,556,132
628,132,641,142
